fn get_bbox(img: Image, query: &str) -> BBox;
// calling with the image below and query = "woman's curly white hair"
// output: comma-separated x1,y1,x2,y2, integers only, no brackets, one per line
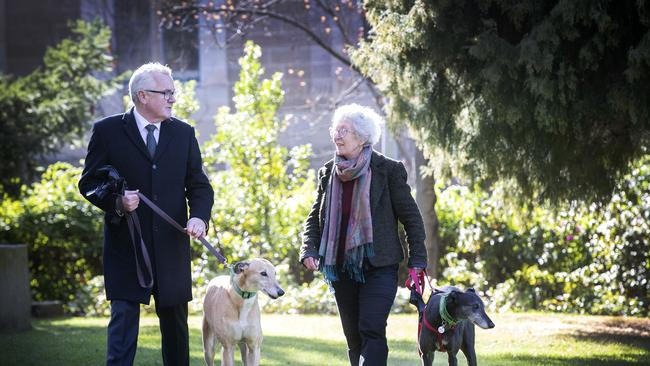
331,104,384,145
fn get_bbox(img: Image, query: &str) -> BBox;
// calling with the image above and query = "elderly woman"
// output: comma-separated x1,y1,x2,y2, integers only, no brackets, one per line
300,104,427,365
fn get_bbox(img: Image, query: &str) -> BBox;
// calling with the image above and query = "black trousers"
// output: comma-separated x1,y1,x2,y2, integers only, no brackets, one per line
332,264,399,366
106,299,189,366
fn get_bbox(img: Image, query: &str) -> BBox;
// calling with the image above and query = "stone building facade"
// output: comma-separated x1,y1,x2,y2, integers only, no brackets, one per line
0,0,410,169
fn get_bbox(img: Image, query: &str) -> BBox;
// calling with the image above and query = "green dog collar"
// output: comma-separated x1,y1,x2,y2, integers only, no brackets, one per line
439,293,458,328
230,267,257,299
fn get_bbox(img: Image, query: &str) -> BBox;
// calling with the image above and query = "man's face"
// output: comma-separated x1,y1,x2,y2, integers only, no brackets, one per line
138,73,175,123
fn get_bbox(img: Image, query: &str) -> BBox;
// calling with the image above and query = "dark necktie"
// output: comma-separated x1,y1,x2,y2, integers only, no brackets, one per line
145,124,157,157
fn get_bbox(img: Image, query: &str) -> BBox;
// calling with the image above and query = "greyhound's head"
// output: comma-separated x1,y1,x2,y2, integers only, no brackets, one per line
446,288,495,329
233,258,285,299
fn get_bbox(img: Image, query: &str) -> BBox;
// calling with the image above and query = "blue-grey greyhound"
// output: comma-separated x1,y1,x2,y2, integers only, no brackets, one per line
418,286,495,366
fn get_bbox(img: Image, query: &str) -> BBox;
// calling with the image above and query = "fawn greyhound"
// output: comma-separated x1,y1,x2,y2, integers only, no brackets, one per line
418,286,495,366
202,258,285,366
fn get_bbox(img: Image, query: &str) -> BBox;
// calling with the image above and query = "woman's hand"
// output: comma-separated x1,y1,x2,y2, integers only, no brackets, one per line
302,257,319,271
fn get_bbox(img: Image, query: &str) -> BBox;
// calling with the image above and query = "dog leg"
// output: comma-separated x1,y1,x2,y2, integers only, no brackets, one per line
248,344,261,366
420,350,434,366
202,318,216,366
460,346,477,366
447,352,458,366
238,341,250,366
460,324,477,366
221,344,236,366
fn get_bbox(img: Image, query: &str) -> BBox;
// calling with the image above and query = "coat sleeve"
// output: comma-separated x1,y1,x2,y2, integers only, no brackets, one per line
184,127,214,229
78,122,121,222
300,165,328,263
388,161,428,268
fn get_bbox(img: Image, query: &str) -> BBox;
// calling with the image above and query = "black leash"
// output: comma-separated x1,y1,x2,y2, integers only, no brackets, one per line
136,192,228,265
124,209,154,289
87,165,228,289
124,192,228,289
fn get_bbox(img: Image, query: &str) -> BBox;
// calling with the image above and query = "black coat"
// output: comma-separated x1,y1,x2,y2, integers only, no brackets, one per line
78,108,214,306
300,151,427,269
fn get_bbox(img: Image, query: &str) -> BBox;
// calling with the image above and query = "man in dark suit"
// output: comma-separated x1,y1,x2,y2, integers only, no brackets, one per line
79,62,214,366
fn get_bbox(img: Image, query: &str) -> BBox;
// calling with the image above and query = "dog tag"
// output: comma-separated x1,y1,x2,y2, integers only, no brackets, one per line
438,326,445,334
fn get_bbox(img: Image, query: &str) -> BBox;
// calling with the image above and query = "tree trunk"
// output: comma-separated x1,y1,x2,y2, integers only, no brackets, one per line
415,148,442,278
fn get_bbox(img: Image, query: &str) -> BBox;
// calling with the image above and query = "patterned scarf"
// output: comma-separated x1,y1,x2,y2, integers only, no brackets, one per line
319,145,374,284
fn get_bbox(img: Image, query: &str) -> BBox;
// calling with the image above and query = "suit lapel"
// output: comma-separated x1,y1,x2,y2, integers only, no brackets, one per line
122,108,152,161
370,152,387,211
153,119,173,162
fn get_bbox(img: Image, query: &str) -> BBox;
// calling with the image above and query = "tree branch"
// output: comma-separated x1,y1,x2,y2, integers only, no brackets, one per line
165,4,356,70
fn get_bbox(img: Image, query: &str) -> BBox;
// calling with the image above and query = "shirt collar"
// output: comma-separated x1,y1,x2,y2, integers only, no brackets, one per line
133,106,159,132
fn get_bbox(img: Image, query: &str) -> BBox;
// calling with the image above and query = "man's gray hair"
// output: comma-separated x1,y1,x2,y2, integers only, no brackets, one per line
128,62,173,103
332,104,384,145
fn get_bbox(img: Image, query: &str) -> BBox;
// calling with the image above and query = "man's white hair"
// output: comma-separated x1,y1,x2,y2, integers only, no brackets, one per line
332,104,384,145
128,62,173,103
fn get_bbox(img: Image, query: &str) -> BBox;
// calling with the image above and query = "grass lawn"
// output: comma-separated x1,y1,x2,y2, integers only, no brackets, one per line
1,312,649,365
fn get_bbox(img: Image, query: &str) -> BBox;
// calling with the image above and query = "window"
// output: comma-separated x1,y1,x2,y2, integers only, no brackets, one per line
162,16,199,80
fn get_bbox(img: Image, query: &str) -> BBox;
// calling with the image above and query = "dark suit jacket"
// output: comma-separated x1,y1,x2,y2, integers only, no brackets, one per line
78,108,214,306
300,151,427,269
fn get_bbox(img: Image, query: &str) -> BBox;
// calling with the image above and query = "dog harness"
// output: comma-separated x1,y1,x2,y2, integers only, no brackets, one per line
421,293,457,352
406,270,458,353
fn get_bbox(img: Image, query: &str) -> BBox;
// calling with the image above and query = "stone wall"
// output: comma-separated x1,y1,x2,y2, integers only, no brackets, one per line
0,245,31,332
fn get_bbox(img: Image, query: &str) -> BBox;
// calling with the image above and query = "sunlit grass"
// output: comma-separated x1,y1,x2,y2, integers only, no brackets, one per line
1,312,648,365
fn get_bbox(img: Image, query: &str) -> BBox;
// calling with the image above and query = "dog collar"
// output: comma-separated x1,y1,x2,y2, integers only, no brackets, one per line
230,269,257,299
439,294,458,328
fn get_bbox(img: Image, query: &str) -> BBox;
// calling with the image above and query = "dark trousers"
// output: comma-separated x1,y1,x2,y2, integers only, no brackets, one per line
332,264,398,366
106,300,189,366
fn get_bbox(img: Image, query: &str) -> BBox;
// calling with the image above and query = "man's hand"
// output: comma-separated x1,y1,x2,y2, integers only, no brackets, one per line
186,217,206,239
120,190,140,212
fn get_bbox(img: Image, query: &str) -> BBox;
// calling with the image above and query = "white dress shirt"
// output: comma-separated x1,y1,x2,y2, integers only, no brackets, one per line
133,107,160,144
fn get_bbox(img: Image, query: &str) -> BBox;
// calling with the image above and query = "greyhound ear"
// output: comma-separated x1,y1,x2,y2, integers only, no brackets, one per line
467,288,476,293
233,262,250,274
447,291,457,303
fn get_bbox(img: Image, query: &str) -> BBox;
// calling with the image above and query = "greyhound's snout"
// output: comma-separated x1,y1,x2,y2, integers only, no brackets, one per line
263,285,285,299
479,318,495,329
471,312,495,329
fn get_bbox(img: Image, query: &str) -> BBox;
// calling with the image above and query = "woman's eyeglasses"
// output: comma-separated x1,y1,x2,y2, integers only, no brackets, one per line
329,127,353,139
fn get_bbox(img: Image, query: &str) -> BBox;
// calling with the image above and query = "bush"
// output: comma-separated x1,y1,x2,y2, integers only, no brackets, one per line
201,41,315,283
0,162,103,313
437,157,650,316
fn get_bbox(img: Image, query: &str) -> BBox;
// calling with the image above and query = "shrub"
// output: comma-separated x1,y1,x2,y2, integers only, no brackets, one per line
437,157,650,316
0,162,103,313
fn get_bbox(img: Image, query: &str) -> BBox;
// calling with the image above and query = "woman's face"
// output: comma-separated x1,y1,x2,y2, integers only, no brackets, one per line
330,120,366,160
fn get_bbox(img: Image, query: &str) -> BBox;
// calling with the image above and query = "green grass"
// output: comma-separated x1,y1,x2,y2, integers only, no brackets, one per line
1,312,649,365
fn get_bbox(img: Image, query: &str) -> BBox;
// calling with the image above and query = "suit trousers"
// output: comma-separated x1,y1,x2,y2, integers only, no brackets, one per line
332,263,399,366
106,299,189,366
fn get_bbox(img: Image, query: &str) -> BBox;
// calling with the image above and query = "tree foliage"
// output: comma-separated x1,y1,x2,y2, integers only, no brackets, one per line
202,41,315,282
354,0,650,202
0,19,122,193
437,156,650,316
0,163,103,312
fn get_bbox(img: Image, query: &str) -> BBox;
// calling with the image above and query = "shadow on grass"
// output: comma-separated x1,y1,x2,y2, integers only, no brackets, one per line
480,354,650,366
2,318,649,366
568,319,650,353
